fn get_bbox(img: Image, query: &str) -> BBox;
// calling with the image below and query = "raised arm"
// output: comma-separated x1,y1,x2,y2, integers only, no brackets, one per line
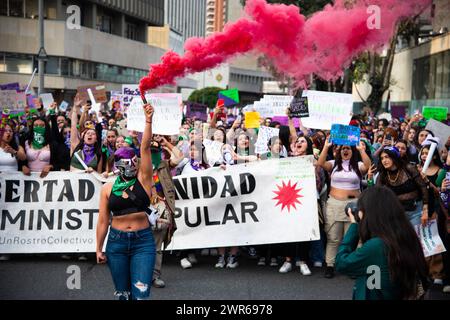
356,141,372,175
70,95,82,154
138,104,154,192
318,137,333,172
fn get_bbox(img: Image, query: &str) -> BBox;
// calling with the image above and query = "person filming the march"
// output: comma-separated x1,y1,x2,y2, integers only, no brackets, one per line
335,186,429,300
96,103,156,300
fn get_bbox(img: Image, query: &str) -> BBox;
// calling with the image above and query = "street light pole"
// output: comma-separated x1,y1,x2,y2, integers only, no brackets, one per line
38,0,46,95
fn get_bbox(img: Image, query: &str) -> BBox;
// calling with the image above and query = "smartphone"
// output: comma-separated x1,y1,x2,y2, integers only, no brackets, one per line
385,133,392,140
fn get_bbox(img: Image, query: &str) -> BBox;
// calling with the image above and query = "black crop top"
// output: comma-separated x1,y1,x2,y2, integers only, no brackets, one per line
109,179,150,216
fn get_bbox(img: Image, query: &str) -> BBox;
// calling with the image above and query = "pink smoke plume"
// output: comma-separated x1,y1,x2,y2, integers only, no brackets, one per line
140,0,432,94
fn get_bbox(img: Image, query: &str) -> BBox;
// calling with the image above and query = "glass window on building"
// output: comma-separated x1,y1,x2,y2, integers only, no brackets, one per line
61,58,70,76
5,53,32,73
97,14,112,34
45,56,60,75
413,50,450,101
126,22,139,41
9,0,25,17
0,1,7,16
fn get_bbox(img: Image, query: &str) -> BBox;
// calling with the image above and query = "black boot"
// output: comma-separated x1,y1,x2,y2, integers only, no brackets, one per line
324,266,334,278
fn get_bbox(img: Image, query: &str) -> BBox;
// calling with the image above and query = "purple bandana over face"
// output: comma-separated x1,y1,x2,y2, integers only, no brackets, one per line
83,144,95,165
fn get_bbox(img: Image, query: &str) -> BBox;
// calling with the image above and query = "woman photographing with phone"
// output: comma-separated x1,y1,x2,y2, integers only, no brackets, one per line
96,103,156,300
336,186,429,300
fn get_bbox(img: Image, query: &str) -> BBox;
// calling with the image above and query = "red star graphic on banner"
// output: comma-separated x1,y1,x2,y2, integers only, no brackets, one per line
272,180,303,212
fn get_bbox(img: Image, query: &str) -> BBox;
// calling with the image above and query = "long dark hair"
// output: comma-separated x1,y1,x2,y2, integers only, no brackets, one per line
190,140,209,169
395,139,412,164
378,149,407,185
3,123,19,151
26,117,52,148
333,145,361,179
419,144,443,168
72,128,102,162
357,186,429,299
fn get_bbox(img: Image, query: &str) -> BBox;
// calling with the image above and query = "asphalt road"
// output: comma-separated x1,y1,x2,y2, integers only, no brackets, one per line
0,252,448,300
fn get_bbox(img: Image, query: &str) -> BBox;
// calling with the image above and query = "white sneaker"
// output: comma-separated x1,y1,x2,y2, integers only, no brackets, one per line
61,254,71,260
187,253,198,264
180,258,192,269
313,261,323,268
78,255,88,261
210,249,218,256
270,257,278,267
257,257,266,266
200,249,210,256
299,262,312,276
215,256,226,268
279,261,292,273
443,285,450,293
226,255,239,269
433,279,443,285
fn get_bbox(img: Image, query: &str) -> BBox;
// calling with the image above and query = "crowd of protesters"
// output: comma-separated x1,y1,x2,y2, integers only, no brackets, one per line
0,92,449,298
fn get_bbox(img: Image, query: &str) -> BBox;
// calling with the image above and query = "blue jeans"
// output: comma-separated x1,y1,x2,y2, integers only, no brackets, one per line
405,201,423,227
106,227,156,300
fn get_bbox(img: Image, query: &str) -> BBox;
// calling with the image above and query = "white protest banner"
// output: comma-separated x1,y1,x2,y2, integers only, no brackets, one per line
0,172,103,254
301,90,353,130
255,126,280,154
415,220,447,258
169,156,320,250
39,93,54,110
127,94,183,135
425,119,450,150
122,84,140,111
203,139,224,166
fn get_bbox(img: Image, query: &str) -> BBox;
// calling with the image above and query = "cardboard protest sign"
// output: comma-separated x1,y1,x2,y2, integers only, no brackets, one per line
186,102,208,122
425,119,450,150
255,126,280,154
415,220,447,258
423,106,448,121
290,96,309,118
203,138,224,166
59,101,69,112
330,124,360,146
301,90,353,130
127,94,182,135
77,83,107,104
244,111,261,129
0,90,18,110
39,93,54,110
122,84,141,110
0,82,20,91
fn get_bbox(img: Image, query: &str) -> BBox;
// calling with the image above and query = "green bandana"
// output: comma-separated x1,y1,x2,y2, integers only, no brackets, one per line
152,151,162,170
111,176,136,197
32,126,46,149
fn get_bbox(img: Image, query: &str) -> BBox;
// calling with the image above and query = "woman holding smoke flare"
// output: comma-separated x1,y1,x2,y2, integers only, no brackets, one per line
96,103,156,300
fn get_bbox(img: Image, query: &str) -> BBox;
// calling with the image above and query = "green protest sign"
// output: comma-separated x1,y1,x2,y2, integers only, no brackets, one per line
422,106,448,121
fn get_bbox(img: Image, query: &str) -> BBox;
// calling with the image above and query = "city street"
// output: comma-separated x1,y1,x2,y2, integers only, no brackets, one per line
0,252,448,300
